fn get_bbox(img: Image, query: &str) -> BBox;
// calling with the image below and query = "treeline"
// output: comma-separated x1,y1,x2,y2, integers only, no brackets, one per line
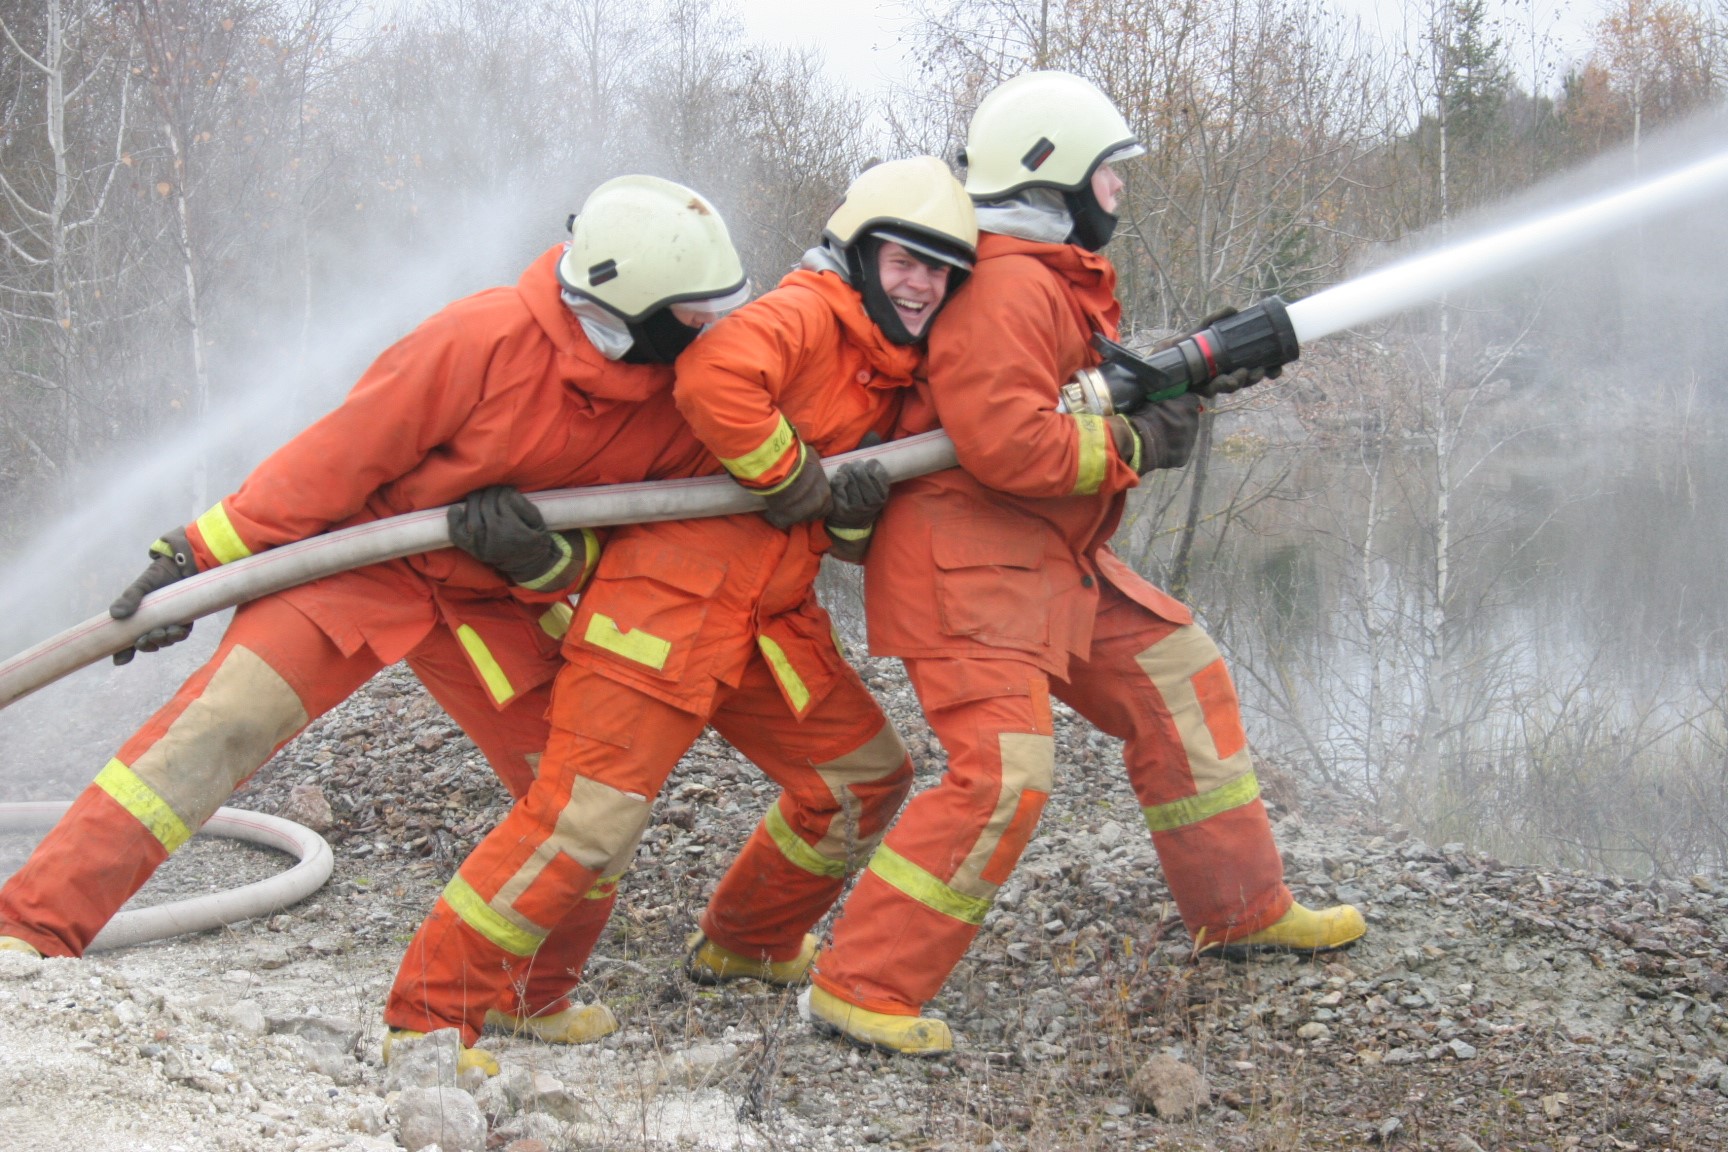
2,0,1724,513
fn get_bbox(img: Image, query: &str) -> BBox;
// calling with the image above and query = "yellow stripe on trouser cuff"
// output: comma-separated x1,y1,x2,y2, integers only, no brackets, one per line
95,759,194,853
195,503,253,564
585,873,623,900
764,804,847,878
455,625,516,705
756,635,811,713
443,874,544,956
585,613,671,670
539,602,574,640
1141,771,1262,833
1070,414,1109,495
721,415,797,485
868,845,992,925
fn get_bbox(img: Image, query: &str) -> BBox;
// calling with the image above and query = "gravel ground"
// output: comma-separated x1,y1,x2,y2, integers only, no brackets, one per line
4,617,1728,1150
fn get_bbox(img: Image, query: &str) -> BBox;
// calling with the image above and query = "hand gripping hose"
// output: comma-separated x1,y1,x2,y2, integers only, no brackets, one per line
0,433,957,951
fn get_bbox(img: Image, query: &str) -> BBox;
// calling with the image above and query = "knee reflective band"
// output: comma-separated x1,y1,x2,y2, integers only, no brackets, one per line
0,431,962,711
0,802,331,951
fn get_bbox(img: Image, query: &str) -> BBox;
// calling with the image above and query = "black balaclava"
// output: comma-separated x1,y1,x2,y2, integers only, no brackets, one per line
622,307,704,364
845,235,969,347
1063,178,1119,252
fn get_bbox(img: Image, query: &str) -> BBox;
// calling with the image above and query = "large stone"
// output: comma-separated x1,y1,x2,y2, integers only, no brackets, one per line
281,784,335,831
395,1086,487,1152
385,1028,467,1092
1130,1054,1208,1117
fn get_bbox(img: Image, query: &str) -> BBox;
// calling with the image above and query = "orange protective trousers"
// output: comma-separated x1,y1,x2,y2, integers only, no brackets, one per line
382,652,911,1044
813,582,1292,1015
0,591,559,960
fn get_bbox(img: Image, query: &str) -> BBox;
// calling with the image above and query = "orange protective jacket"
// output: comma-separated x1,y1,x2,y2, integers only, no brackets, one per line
865,232,1193,677
181,246,712,696
564,268,919,718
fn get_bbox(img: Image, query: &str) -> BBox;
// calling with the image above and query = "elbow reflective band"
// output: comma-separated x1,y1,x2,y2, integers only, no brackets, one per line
1071,413,1110,495
441,874,543,956
764,803,848,878
583,613,672,670
538,602,574,640
455,625,516,705
866,844,993,925
95,759,194,853
195,503,254,565
721,414,798,486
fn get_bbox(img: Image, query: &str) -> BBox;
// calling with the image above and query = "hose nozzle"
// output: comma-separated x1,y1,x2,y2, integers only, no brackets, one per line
1060,296,1301,416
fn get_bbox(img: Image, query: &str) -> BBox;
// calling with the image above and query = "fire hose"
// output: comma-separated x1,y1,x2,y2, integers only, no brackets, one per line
0,432,960,950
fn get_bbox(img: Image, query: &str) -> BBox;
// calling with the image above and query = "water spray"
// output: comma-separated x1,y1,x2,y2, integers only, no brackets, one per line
1062,148,1728,417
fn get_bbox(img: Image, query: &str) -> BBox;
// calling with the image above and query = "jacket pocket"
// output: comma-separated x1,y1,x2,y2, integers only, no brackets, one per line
931,519,1051,647
573,537,726,684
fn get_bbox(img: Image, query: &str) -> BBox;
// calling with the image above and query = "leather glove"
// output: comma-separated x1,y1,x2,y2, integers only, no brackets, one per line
759,443,833,530
448,486,584,591
1111,394,1204,475
110,527,199,665
1167,307,1281,399
825,459,892,563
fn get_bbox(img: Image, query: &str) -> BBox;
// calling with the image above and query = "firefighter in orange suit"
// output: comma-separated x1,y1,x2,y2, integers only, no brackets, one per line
0,177,750,1064
381,158,979,1058
805,73,1367,1056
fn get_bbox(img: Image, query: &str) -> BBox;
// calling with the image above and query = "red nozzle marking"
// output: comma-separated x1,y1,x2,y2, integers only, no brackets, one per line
1193,332,1219,376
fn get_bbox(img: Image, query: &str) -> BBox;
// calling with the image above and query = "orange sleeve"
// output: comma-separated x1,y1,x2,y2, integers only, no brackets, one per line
924,258,1137,500
673,289,824,493
185,307,491,568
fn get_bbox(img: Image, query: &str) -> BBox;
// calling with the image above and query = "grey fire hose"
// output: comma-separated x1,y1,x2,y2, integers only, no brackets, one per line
0,431,959,950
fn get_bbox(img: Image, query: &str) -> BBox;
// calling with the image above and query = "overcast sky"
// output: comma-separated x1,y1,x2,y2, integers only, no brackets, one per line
732,0,1606,100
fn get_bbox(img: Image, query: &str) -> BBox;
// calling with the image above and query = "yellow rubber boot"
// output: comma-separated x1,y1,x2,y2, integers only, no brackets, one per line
382,1028,499,1077
685,931,818,986
1202,901,1366,958
483,1003,618,1045
0,936,41,958
804,985,953,1057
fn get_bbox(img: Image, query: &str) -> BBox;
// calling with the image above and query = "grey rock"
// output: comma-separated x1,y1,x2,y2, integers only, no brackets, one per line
1447,1039,1478,1060
384,1029,467,1091
268,1011,362,1052
395,1086,486,1152
658,1041,739,1088
1129,1053,1208,1117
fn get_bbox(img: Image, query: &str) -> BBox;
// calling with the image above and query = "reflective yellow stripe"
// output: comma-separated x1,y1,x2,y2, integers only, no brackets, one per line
721,415,797,484
195,503,253,564
575,528,600,590
456,625,516,705
756,634,810,713
584,872,623,900
442,874,542,956
1141,771,1261,833
584,613,671,670
518,532,574,590
827,523,873,541
756,442,808,496
868,845,992,925
538,602,573,640
94,759,193,853
1071,413,1109,495
764,803,846,878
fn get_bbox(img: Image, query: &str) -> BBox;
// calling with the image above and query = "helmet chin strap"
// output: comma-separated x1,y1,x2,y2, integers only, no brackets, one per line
846,238,921,346
1063,183,1120,252
622,307,704,364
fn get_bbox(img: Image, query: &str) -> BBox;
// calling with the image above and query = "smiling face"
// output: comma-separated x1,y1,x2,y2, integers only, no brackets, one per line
875,241,952,339
1090,161,1124,215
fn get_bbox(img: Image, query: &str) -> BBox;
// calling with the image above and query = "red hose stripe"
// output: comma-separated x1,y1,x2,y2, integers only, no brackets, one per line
1194,333,1219,376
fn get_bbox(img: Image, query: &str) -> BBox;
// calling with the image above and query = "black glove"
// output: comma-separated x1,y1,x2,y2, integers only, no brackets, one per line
1171,307,1281,399
825,459,892,562
759,443,833,530
110,527,199,665
448,486,583,591
1113,394,1203,475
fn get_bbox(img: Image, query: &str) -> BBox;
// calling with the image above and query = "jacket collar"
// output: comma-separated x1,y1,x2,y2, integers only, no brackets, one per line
778,267,923,382
517,245,673,402
977,231,1121,340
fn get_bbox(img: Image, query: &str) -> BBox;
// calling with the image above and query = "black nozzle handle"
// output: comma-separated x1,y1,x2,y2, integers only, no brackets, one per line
1132,296,1302,406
